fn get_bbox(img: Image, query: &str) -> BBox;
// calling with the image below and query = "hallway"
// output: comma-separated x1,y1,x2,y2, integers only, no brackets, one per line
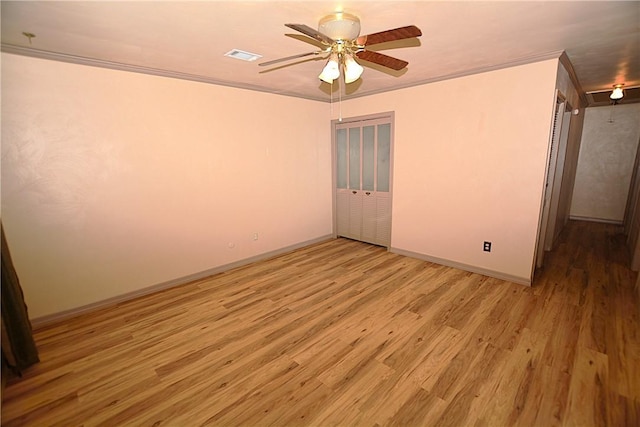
533,219,639,425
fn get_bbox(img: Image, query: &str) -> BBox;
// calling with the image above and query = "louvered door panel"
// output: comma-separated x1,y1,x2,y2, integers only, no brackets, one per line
376,194,392,246
349,191,363,239
361,191,377,243
336,190,350,237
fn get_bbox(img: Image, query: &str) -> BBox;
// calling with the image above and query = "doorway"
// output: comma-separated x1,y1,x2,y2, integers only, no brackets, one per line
536,91,576,269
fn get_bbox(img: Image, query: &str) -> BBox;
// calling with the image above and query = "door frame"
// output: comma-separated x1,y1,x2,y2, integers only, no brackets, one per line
535,90,567,270
331,111,395,247
544,104,573,251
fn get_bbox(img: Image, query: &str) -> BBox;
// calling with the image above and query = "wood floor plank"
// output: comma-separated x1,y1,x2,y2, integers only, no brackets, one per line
473,327,546,426
386,387,444,427
357,371,425,425
2,221,639,426
563,345,610,426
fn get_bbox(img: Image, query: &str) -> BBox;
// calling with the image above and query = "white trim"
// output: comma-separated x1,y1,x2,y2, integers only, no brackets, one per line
390,247,532,286
568,215,624,225
331,111,395,125
532,89,566,275
31,234,334,329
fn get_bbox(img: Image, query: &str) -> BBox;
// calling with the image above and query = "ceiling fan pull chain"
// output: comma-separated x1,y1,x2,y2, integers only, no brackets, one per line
330,80,334,118
339,77,342,122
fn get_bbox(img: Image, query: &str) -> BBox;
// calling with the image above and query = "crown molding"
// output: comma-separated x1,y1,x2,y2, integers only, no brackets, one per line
1,43,329,102
3,44,565,103
341,50,566,101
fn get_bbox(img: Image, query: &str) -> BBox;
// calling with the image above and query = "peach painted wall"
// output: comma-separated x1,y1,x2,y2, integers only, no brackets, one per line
2,54,559,319
1,53,332,319
338,60,559,283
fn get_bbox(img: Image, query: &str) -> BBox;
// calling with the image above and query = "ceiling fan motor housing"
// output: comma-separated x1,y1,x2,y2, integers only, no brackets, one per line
319,13,361,41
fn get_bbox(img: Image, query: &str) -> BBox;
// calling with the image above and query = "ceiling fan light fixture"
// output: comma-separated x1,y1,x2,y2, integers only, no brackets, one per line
319,54,340,83
610,84,624,101
344,54,364,84
266,15,421,91
319,12,361,41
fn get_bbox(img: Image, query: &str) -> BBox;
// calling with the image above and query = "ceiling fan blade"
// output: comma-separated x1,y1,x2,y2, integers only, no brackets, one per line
356,25,422,46
355,50,409,71
259,50,324,67
285,23,335,45
286,33,326,49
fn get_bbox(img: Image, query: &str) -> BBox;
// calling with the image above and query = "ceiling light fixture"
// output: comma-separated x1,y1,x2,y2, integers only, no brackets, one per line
319,12,361,41
343,53,364,84
319,53,340,83
318,50,364,84
610,84,625,101
315,13,365,85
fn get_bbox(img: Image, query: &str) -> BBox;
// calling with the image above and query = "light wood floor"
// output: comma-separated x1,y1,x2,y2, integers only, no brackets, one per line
2,220,639,426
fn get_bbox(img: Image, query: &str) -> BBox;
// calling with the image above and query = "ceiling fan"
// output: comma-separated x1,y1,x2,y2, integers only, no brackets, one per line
259,12,422,84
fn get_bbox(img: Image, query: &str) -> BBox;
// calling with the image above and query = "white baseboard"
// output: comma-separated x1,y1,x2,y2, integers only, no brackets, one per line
390,247,532,286
569,215,623,225
31,234,334,329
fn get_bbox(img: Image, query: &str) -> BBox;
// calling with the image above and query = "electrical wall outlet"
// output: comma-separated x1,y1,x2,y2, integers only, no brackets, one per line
483,241,492,252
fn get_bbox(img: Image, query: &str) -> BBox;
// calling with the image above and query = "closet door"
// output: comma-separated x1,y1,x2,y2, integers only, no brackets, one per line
361,125,377,242
336,128,349,237
375,123,392,246
348,127,364,239
335,118,392,247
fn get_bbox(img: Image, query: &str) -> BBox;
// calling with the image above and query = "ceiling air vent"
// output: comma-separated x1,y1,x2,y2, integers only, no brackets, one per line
224,49,262,62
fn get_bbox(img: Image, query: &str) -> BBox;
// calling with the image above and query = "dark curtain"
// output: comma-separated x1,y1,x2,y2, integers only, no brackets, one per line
1,223,39,383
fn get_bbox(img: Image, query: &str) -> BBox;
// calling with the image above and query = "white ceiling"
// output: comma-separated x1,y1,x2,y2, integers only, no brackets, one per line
1,1,639,103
